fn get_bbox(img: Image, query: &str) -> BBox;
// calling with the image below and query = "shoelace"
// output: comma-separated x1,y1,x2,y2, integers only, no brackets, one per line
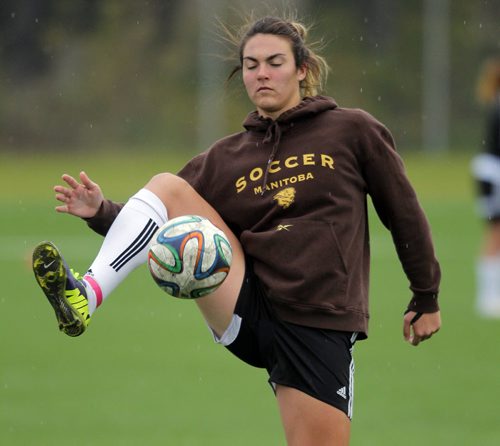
70,269,83,281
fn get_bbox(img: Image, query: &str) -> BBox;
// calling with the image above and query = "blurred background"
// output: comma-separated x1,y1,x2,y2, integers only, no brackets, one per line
1,0,498,155
1,1,500,445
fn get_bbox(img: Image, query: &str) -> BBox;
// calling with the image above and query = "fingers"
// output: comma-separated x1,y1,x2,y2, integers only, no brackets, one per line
410,333,426,347
404,329,422,346
403,311,441,347
60,171,96,191
61,173,80,189
54,185,76,208
55,171,96,199
54,185,71,198
403,316,412,342
54,189,71,213
410,331,433,346
404,328,423,347
79,171,97,190
55,192,68,203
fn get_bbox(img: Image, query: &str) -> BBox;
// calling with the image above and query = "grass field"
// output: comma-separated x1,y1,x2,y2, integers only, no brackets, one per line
1,149,499,445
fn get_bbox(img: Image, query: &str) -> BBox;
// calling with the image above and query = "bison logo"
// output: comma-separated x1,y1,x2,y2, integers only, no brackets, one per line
273,187,296,209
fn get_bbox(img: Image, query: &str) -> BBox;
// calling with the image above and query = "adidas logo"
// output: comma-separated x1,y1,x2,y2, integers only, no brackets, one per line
336,386,347,399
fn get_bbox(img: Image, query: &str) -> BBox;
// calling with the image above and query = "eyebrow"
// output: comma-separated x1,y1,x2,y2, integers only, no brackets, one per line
242,53,286,62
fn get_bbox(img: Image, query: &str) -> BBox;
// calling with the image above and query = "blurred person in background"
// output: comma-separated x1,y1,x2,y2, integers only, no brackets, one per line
31,15,441,446
471,56,500,318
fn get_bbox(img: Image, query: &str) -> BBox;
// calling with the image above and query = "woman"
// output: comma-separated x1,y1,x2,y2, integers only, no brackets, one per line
33,16,441,445
471,56,500,318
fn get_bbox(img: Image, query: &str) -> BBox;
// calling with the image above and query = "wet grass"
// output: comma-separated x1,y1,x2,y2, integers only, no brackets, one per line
1,150,498,445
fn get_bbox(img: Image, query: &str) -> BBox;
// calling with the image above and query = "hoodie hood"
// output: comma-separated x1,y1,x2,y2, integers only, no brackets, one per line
242,96,338,195
242,95,338,132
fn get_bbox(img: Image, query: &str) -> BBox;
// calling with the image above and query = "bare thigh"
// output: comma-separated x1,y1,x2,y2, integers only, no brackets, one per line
145,173,245,337
482,221,500,256
276,385,351,446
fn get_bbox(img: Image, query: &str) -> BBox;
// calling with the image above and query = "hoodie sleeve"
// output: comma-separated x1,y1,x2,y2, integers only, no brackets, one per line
177,153,209,197
82,152,209,237
83,199,124,236
358,113,441,313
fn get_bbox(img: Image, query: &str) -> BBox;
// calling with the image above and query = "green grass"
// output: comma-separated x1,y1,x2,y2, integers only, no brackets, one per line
1,150,499,445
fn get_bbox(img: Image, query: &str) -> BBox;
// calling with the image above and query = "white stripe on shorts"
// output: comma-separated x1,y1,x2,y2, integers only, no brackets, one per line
348,332,358,419
210,314,242,346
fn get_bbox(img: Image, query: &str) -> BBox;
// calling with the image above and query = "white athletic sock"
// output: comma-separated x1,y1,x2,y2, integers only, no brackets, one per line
84,188,168,314
476,255,500,317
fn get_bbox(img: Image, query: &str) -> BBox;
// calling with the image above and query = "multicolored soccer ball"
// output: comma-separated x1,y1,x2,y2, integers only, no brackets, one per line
147,215,232,299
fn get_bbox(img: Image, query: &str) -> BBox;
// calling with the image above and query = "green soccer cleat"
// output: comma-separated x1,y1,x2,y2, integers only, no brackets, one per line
32,241,90,337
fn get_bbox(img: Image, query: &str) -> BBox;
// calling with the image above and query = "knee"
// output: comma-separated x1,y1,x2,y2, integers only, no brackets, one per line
147,172,187,193
145,172,191,203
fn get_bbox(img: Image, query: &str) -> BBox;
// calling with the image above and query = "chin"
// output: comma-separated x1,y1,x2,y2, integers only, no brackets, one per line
256,100,281,114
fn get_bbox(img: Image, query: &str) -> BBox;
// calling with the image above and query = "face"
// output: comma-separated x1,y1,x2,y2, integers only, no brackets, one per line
242,33,306,120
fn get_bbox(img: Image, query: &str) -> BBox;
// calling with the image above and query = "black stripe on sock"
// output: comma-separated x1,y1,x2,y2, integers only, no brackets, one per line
110,219,159,272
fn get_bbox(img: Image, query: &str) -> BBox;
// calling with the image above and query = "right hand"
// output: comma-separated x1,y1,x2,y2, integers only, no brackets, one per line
54,171,104,218
403,310,441,346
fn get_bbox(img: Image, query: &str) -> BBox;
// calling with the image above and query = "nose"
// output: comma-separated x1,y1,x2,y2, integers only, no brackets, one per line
256,64,270,79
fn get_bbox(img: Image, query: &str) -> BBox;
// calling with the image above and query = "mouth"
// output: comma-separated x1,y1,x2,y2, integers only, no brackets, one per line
257,86,273,93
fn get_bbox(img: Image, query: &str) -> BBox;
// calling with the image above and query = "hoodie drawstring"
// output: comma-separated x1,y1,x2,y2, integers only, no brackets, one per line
261,121,282,195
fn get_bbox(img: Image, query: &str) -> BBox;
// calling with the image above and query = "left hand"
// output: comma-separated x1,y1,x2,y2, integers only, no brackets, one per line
403,311,441,346
54,171,104,218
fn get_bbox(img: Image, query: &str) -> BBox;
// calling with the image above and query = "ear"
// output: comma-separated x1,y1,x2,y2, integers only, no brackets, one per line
297,64,307,81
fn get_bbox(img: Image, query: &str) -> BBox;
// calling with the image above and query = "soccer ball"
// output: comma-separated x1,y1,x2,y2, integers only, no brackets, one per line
147,215,232,299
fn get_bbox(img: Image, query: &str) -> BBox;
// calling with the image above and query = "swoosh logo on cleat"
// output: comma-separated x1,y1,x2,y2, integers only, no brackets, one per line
43,260,55,269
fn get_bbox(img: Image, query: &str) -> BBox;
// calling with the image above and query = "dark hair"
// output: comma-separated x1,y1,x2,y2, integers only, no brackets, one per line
224,16,329,97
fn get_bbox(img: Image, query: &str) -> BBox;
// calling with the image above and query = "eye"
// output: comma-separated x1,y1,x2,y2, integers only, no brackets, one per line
270,62,283,67
244,62,257,70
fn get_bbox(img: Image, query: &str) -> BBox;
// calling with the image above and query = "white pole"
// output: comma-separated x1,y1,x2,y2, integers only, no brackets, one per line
196,0,226,152
422,0,450,153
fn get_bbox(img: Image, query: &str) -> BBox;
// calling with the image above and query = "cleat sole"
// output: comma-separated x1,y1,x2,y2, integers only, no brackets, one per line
32,241,86,337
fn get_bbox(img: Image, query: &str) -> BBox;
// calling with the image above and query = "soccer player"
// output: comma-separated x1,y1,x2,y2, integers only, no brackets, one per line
32,15,441,445
471,56,500,318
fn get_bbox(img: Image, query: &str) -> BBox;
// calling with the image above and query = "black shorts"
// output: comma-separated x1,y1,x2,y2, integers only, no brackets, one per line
471,153,500,221
476,180,500,221
225,266,358,419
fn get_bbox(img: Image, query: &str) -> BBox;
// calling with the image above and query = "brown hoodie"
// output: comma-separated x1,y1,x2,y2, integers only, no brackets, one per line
86,96,440,338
